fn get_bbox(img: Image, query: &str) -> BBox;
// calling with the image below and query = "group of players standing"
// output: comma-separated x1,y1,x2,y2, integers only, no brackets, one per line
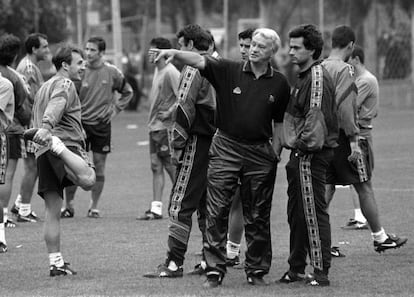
0,21,407,288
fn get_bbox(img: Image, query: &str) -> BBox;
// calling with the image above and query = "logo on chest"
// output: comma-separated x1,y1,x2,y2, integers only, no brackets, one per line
232,87,241,94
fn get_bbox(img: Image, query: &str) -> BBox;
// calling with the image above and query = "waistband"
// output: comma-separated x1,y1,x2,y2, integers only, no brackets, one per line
216,129,270,145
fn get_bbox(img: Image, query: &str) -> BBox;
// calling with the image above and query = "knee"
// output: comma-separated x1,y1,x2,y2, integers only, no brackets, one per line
79,170,97,191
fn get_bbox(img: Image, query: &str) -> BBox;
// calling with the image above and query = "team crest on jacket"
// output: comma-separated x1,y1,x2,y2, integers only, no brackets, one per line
233,87,241,94
268,94,275,103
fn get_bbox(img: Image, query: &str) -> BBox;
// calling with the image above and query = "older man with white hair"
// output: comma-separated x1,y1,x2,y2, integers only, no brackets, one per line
152,28,290,287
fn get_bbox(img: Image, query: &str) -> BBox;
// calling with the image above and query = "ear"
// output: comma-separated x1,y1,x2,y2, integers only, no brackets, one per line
187,40,194,50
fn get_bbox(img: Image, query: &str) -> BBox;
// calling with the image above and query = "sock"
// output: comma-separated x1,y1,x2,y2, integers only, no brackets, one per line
49,252,64,267
150,201,162,216
19,203,31,217
354,208,367,223
372,228,388,243
167,260,178,271
226,240,241,259
15,194,22,208
0,223,6,244
3,208,8,223
50,136,65,155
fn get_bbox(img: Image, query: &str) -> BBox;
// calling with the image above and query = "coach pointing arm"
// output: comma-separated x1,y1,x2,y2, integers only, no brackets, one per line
152,49,206,70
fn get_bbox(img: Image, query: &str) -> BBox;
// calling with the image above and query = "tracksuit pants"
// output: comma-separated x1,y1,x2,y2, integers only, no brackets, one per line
203,131,278,278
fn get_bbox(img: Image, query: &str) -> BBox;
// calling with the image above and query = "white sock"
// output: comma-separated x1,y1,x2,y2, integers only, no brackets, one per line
50,136,65,155
150,201,162,216
49,252,64,267
226,240,241,259
19,203,31,217
15,194,22,208
167,260,178,271
354,208,367,223
0,222,6,244
372,228,388,243
3,208,8,223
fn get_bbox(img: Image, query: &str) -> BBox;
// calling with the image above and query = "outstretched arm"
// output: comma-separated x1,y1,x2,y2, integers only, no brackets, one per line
151,49,206,70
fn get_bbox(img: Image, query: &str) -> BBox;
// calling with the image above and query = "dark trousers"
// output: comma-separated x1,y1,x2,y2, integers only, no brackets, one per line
285,148,333,275
167,135,212,266
204,131,278,277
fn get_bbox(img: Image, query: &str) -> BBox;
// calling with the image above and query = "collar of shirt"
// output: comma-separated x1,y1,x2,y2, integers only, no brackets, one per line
298,60,322,78
242,61,274,78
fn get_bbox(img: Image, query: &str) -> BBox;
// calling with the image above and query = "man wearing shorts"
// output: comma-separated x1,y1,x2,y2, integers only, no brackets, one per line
0,72,15,253
139,37,179,220
322,26,407,254
62,36,133,218
29,45,95,276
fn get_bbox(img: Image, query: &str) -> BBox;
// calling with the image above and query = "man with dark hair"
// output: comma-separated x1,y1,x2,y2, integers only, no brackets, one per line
27,45,95,276
10,33,50,223
279,24,338,287
138,37,179,220
238,28,255,61
151,27,290,287
143,24,216,279
0,72,15,253
0,33,31,230
323,26,407,254
61,36,133,218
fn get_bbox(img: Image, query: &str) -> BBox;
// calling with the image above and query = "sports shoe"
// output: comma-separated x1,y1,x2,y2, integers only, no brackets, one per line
138,209,162,220
10,204,19,215
0,242,7,253
143,263,183,278
5,219,16,228
187,263,206,275
374,233,408,253
305,271,330,287
226,255,240,267
341,218,369,230
61,208,75,218
17,211,40,223
87,209,100,218
203,272,223,288
279,270,305,283
247,275,269,286
50,262,77,277
330,246,346,257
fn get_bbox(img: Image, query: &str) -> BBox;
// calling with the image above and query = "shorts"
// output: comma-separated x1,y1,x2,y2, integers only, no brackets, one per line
149,129,171,158
7,133,26,159
83,122,111,154
0,132,7,184
37,146,92,199
326,130,373,185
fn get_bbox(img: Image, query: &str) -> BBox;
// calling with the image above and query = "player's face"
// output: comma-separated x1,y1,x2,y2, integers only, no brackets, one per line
67,52,86,81
289,37,314,69
34,37,50,61
239,38,251,61
85,42,103,64
249,35,273,64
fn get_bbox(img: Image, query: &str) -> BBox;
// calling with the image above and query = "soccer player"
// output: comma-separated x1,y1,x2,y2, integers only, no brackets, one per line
10,33,50,223
138,37,179,220
279,24,338,287
143,24,216,279
0,34,31,229
151,28,290,287
28,45,95,276
62,36,133,218
0,73,16,253
322,26,407,254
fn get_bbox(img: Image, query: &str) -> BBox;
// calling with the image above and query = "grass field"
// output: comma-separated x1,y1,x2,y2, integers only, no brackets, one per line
0,107,413,297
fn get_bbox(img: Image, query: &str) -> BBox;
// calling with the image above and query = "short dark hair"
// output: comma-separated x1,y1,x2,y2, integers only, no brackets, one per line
52,46,83,71
0,34,21,66
176,24,210,51
238,28,255,40
87,36,106,52
288,24,324,60
25,33,48,54
351,45,365,64
331,25,355,49
150,37,172,49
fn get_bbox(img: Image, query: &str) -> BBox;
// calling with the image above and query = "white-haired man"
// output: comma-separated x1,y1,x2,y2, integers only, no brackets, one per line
152,28,290,287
